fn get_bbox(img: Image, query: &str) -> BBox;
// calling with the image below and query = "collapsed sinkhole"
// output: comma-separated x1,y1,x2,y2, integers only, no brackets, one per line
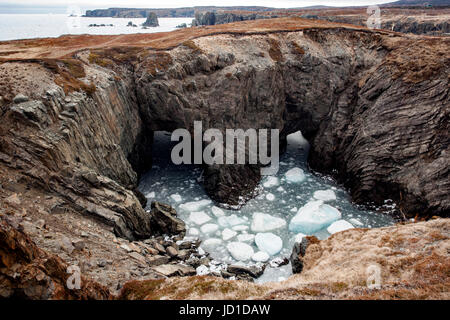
138,130,396,282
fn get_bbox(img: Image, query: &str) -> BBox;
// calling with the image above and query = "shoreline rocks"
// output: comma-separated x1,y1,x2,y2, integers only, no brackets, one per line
142,12,159,27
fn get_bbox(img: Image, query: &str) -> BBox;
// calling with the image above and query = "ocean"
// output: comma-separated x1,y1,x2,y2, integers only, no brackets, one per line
0,14,193,41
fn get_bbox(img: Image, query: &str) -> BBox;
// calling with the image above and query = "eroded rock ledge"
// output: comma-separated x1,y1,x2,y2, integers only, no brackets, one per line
0,18,448,241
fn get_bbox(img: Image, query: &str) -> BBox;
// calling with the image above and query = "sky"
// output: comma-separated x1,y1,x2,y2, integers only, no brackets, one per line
0,0,396,14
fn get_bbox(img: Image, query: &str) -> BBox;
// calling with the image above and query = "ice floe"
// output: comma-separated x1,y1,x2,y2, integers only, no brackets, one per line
294,233,306,243
170,194,182,202
222,228,237,241
189,211,212,225
226,242,254,261
263,176,279,188
289,200,341,234
201,238,222,251
218,214,247,228
251,212,287,233
266,193,275,201
232,225,249,232
211,206,225,217
187,227,199,236
200,223,219,234
237,233,255,243
285,167,306,183
252,251,270,263
255,233,283,256
313,190,336,202
196,265,209,276
327,220,354,234
179,199,212,212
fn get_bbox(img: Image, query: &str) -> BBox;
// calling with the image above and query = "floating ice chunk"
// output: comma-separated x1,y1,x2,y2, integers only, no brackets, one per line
226,242,254,261
198,247,205,256
189,211,212,225
170,194,182,202
287,131,309,149
146,191,156,198
200,223,219,234
290,207,298,212
349,218,364,227
251,212,287,233
237,234,255,244
255,233,283,256
211,206,225,217
327,220,354,234
294,233,307,243
222,228,237,241
201,238,222,251
266,193,275,201
196,265,209,276
277,186,285,192
179,199,212,212
252,251,270,262
263,176,279,188
232,225,249,232
289,200,341,234
313,190,337,202
285,168,306,183
218,214,246,228
187,227,199,236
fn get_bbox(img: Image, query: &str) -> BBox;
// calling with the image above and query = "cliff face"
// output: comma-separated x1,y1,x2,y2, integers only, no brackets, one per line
0,60,153,240
0,19,448,243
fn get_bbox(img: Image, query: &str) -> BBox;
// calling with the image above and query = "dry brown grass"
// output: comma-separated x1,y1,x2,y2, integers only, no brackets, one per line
182,40,204,54
0,17,376,60
289,41,305,56
268,38,283,62
383,38,450,84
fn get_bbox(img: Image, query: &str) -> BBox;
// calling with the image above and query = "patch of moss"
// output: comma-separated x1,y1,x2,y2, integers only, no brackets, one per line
182,40,204,54
118,279,165,300
145,52,173,76
290,41,305,56
268,38,283,63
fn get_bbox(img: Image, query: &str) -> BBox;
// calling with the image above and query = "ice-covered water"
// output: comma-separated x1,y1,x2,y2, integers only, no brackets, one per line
139,131,395,282
0,14,193,41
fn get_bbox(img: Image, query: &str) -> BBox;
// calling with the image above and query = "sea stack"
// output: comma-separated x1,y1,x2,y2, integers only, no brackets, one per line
143,12,159,27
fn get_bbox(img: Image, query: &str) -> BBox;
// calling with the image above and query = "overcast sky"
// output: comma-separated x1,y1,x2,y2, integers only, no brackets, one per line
0,0,396,12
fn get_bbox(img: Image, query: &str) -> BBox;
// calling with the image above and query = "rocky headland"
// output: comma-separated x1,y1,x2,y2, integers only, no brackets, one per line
0,17,448,299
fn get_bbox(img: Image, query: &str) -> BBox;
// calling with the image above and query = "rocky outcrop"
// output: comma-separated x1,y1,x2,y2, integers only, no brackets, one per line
290,236,319,274
149,202,185,238
0,215,111,299
142,12,159,27
308,15,450,36
192,11,273,26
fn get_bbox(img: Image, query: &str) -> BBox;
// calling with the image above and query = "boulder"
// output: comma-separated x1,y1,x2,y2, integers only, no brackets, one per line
150,202,186,237
290,236,319,274
13,94,29,104
227,264,266,279
152,264,196,277
142,12,159,27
